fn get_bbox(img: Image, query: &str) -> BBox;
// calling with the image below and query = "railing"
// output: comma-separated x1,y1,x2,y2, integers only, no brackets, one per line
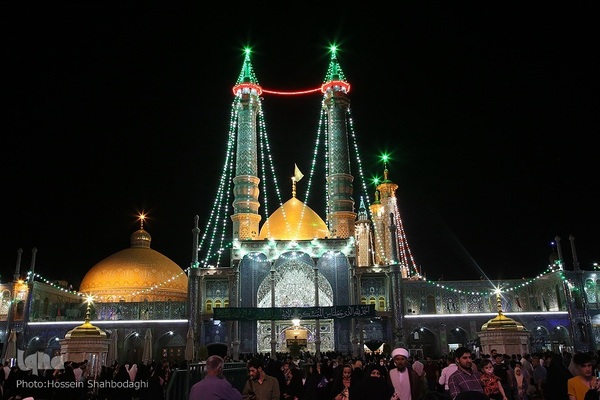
166,362,247,400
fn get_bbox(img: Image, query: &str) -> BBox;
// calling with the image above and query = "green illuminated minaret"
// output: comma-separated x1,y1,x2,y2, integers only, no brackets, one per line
231,49,262,240
321,47,356,238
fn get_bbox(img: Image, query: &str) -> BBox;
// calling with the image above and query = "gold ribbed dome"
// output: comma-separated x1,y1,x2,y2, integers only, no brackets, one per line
79,229,188,302
259,198,329,240
481,313,526,331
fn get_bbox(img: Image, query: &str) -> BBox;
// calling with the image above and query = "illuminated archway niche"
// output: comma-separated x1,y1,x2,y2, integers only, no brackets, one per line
256,259,335,353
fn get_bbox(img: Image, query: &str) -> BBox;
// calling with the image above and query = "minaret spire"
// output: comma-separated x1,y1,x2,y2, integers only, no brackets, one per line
569,234,580,271
14,247,22,281
231,48,262,240
369,157,418,277
322,45,355,238
555,235,564,268
189,215,201,349
355,197,373,267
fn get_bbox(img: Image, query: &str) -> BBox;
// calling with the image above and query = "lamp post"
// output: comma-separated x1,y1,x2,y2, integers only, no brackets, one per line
21,248,37,352
3,248,22,362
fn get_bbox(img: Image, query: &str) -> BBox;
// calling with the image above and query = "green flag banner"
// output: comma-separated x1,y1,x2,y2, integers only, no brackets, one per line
213,305,376,321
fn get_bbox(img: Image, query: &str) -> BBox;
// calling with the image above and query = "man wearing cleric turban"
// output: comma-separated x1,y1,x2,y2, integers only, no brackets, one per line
388,347,426,400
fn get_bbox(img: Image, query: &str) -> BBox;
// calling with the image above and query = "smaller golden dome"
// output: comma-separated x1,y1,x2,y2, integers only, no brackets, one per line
481,313,526,331
259,198,329,240
65,322,107,338
130,229,151,247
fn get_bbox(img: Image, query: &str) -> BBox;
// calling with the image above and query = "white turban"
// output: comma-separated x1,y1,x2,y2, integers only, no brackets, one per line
391,347,410,359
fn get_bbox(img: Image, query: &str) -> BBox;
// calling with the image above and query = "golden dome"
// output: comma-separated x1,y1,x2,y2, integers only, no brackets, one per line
79,229,188,302
259,197,329,240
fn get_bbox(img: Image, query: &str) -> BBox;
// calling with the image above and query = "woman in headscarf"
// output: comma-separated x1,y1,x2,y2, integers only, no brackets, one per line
543,351,573,400
352,363,395,400
304,361,330,400
511,364,529,400
330,364,353,400
112,363,135,400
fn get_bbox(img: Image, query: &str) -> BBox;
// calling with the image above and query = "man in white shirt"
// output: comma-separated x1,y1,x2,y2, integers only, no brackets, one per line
438,356,458,396
520,354,534,378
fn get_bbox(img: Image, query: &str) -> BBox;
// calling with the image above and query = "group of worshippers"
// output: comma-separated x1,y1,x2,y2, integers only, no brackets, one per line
187,347,427,400
187,347,600,400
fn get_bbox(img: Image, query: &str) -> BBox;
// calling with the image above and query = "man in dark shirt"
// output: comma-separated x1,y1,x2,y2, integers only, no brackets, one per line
243,358,280,400
493,354,512,400
423,357,441,392
531,353,547,397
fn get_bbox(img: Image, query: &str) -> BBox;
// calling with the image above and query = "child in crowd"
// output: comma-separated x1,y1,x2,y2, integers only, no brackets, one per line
481,359,509,400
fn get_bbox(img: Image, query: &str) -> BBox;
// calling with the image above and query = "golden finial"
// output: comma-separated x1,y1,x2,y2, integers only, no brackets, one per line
139,213,146,230
495,288,503,316
291,178,297,198
291,164,304,198
85,295,94,323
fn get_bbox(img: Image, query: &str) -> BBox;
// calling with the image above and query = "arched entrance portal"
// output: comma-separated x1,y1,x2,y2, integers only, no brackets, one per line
157,332,185,363
125,332,144,365
256,258,335,353
447,327,470,348
407,327,439,357
256,319,335,354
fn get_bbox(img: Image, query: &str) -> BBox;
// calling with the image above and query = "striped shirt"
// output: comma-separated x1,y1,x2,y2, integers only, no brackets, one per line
448,368,483,399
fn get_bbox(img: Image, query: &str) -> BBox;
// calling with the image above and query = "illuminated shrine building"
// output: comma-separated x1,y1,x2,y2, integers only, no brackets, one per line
2,47,599,363
193,48,598,357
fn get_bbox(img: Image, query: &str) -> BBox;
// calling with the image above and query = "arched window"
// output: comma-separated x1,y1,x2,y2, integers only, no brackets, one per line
378,297,385,311
206,300,213,313
32,294,41,319
1,290,11,315
577,322,588,343
224,299,229,308
42,297,49,316
361,296,367,305
571,289,583,310
426,295,436,314
584,279,597,304
215,300,222,308
555,285,563,310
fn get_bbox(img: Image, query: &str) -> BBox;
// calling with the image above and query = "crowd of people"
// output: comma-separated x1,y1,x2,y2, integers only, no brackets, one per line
191,348,600,400
1,347,598,400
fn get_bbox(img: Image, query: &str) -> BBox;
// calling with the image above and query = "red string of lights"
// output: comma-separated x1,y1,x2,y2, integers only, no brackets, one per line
261,87,322,95
234,81,351,96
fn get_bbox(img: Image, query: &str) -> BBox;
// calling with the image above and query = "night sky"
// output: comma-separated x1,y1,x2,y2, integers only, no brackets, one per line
3,4,599,288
